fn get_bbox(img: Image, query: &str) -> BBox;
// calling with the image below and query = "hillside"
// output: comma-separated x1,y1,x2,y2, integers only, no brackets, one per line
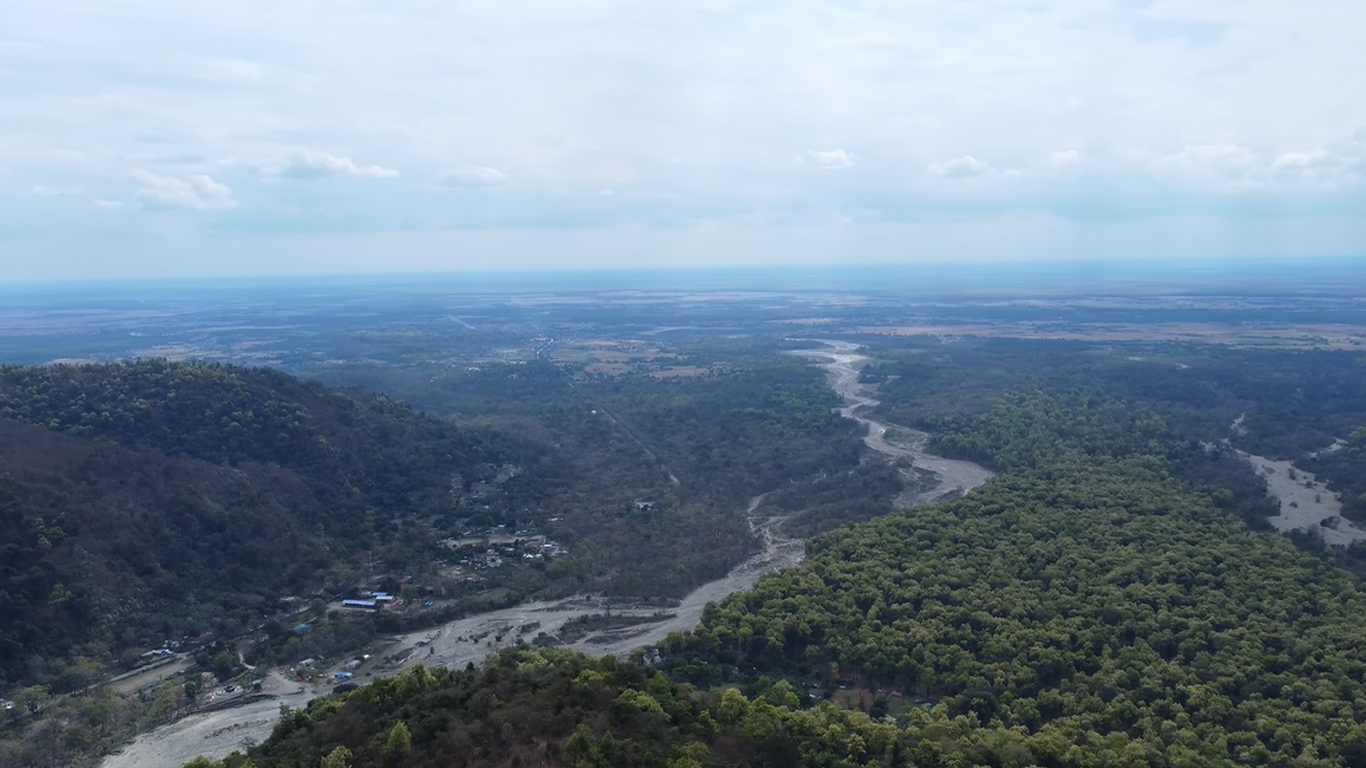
0,357,872,697
0,361,540,692
0,361,533,534
185,650,917,768
203,393,1366,768
660,395,1366,766
0,421,334,691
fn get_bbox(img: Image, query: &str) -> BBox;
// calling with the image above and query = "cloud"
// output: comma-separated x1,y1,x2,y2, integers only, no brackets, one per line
1047,150,1082,168
256,151,399,179
1269,150,1361,183
130,170,236,210
798,149,856,170
93,199,125,208
1131,18,1228,46
1261,132,1363,184
2,0,1365,278
1129,137,1366,192
439,166,507,186
31,185,67,197
930,155,992,179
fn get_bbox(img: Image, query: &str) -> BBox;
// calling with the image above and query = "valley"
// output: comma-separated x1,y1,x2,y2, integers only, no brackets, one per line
102,340,994,768
4,283,1366,768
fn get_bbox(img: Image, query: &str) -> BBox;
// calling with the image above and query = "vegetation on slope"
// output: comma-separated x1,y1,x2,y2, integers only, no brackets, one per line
0,361,541,692
860,337,1366,519
193,392,1366,768
183,650,994,768
0,354,873,694
0,361,532,534
658,393,1366,766
0,421,335,691
337,356,871,597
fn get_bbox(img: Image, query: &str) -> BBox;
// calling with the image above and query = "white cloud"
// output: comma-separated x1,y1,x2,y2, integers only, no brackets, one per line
1,0,1365,278
798,149,856,170
1154,144,1257,172
130,170,236,210
31,185,66,197
930,155,992,179
93,199,125,208
255,151,399,179
439,166,507,186
1263,132,1364,184
1046,150,1082,168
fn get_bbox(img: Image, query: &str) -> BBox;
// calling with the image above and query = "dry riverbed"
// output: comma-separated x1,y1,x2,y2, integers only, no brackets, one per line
102,672,312,768
101,340,991,768
1239,449,1366,546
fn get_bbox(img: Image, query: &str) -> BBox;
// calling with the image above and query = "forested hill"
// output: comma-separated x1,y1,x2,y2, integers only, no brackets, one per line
0,361,544,692
0,361,530,521
658,395,1366,766
188,392,1366,768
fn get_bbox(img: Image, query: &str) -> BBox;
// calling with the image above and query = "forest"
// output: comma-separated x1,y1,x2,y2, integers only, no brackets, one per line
859,337,1366,518
0,360,549,694
0,352,872,696
174,390,1366,768
9,331,1366,768
313,352,873,598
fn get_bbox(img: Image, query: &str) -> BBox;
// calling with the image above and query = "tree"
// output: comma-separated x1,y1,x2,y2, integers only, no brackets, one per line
384,721,412,760
212,652,236,682
320,745,353,768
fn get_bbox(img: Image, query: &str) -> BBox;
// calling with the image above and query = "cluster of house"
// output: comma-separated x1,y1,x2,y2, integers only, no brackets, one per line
340,591,400,612
443,527,569,573
519,534,569,561
289,653,371,683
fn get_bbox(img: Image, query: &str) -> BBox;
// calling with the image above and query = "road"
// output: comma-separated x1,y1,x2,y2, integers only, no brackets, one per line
101,339,992,768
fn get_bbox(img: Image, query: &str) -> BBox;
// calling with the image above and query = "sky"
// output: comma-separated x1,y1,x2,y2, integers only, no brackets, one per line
1,0,1364,282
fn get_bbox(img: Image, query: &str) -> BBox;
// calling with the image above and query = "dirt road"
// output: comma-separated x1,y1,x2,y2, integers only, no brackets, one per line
108,656,195,696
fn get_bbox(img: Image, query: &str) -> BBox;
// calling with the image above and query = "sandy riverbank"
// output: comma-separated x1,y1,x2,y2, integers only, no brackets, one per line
1239,450,1366,546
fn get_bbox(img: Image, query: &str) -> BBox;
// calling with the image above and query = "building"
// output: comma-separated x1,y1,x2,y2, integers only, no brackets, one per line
341,599,378,610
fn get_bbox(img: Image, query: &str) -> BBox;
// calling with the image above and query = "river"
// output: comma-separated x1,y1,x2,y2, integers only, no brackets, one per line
797,339,995,505
102,339,991,768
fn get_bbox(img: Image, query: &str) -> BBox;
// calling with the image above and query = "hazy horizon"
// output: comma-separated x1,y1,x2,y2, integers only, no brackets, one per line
3,256,1365,299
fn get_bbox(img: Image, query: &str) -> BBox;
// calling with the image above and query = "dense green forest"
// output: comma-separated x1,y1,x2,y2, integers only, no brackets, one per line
0,360,548,692
0,360,537,532
180,391,1366,768
0,420,331,691
860,338,1366,518
183,650,934,768
0,354,872,695
658,393,1366,766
